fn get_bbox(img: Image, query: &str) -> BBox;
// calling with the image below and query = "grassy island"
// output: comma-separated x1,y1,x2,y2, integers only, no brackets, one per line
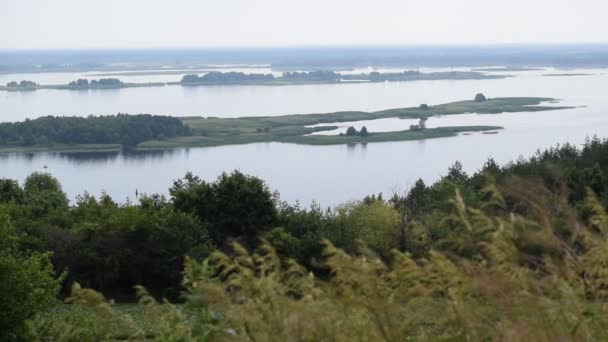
0,97,573,152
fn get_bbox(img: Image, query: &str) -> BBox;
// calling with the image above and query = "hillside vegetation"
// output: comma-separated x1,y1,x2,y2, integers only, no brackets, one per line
3,137,608,340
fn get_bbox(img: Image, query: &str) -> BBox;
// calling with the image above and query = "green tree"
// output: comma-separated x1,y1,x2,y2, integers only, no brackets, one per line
345,126,358,136
0,179,24,204
475,93,487,102
23,173,68,215
171,171,277,243
0,211,61,341
359,126,369,137
335,200,401,257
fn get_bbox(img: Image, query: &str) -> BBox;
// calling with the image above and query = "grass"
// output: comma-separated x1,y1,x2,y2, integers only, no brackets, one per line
32,303,158,341
140,97,566,148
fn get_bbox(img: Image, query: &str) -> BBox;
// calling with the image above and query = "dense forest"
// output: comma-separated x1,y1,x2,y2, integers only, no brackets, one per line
4,137,608,340
0,114,192,147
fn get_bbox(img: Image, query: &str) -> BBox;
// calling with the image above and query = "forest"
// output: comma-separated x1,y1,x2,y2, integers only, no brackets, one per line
0,114,192,147
3,136,608,340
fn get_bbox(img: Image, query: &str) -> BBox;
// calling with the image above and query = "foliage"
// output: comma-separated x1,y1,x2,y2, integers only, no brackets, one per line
0,211,62,341
344,126,369,137
170,170,278,244
0,114,192,147
23,172,69,215
10,136,608,340
50,182,608,340
475,93,487,102
181,72,274,84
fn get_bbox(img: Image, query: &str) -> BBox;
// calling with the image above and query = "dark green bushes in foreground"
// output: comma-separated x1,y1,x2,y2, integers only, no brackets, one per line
0,114,192,147
4,137,608,340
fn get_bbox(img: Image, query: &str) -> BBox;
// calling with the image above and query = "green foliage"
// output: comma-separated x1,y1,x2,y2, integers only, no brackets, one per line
0,178,24,204
23,172,68,215
0,211,62,341
52,184,608,340
334,199,401,258
171,170,277,244
475,93,487,102
263,227,301,260
0,114,192,147
12,136,608,340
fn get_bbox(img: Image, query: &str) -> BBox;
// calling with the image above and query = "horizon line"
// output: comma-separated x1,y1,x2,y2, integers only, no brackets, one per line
2,42,608,51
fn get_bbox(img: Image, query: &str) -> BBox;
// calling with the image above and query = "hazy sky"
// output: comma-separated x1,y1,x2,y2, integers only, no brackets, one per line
2,0,608,48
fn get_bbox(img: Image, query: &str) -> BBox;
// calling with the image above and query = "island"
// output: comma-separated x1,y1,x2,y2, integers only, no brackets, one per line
0,97,573,153
173,70,509,86
0,78,165,91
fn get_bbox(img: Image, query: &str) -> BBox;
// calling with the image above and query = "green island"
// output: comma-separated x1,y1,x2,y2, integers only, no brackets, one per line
0,96,573,153
0,70,509,92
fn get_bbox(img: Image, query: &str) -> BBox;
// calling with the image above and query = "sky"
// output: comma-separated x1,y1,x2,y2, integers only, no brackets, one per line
1,0,608,49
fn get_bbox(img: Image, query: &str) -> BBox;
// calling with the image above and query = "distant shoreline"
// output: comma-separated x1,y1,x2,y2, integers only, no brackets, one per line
0,71,508,91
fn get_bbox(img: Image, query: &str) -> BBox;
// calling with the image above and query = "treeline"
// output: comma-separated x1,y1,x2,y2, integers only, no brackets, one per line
4,137,608,339
6,80,38,87
180,70,342,84
181,72,274,84
282,70,340,80
0,114,192,147
67,78,123,87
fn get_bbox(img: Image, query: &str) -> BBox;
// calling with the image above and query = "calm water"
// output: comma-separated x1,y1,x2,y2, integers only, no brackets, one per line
1,68,608,206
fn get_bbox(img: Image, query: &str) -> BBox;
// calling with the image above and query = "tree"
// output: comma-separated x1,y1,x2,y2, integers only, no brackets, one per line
335,200,401,258
23,172,68,215
419,117,428,130
445,161,468,183
419,104,429,110
346,127,358,136
0,211,61,340
0,179,23,204
171,171,277,243
359,126,369,137
475,93,487,102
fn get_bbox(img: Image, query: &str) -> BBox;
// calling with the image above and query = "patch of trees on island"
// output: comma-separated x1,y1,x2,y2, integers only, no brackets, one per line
342,126,369,137
68,78,124,88
6,80,38,88
282,70,340,80
0,114,192,147
181,72,274,84
409,117,428,131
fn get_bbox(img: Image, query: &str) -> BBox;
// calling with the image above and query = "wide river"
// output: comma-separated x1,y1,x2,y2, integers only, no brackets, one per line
1,67,608,206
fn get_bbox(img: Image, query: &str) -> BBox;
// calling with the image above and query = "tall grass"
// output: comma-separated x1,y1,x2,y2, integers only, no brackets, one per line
40,179,608,341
